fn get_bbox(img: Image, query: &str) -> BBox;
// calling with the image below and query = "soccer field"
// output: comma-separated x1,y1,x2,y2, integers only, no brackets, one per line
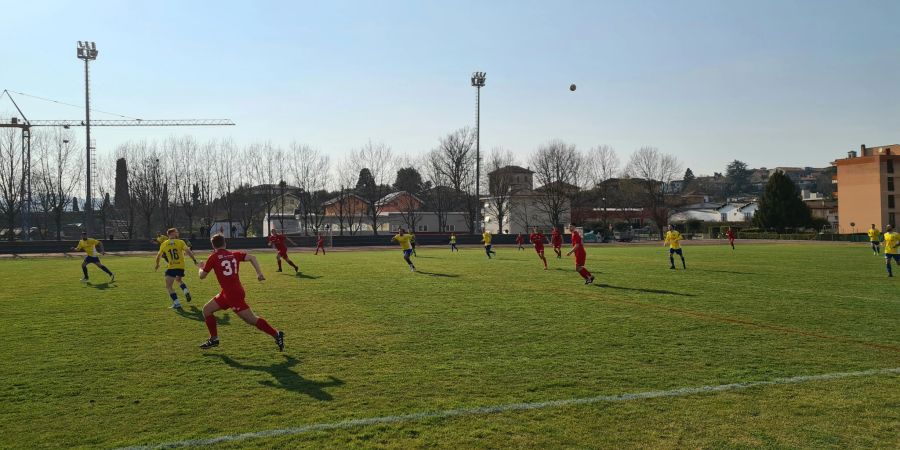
1,242,898,449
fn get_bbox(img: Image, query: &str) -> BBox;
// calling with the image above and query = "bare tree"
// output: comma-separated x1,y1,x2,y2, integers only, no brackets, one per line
126,141,166,238
423,150,452,232
586,144,621,215
0,127,26,240
288,142,330,235
433,127,477,233
485,147,516,233
350,140,396,235
173,136,201,236
34,128,82,240
214,139,238,236
196,140,217,237
624,146,682,237
95,151,117,239
529,139,584,228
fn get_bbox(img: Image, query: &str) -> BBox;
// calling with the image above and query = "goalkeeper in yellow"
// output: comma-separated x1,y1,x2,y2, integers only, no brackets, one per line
883,225,899,277
155,228,199,309
72,232,115,283
664,225,686,270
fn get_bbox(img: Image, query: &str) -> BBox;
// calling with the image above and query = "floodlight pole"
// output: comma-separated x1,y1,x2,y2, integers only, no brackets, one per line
471,71,486,233
78,41,97,235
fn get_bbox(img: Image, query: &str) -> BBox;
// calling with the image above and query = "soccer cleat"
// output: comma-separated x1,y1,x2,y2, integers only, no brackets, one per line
585,276,595,285
185,292,192,302
171,302,183,310
109,274,115,282
199,337,219,349
410,266,416,272
670,266,676,270
276,269,282,273
274,331,285,351
80,277,89,283
294,266,299,273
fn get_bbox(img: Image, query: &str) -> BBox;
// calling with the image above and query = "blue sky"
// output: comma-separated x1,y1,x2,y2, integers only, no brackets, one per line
3,0,899,175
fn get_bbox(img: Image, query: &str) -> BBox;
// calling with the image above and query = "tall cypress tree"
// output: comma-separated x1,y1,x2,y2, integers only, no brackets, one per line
114,158,130,208
754,171,812,232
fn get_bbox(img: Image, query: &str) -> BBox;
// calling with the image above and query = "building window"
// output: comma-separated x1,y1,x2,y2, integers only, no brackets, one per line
445,225,455,232
720,213,727,222
888,160,895,174
889,195,896,209
743,212,752,220
418,225,428,232
889,177,895,192
890,213,896,227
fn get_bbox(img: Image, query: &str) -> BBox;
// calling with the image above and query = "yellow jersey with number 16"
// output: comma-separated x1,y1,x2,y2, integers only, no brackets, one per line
159,239,189,269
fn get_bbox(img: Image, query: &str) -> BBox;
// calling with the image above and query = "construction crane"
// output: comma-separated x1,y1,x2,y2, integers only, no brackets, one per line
0,89,235,239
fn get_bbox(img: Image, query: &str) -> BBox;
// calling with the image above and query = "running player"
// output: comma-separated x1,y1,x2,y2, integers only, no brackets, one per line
565,224,595,284
391,228,416,272
315,234,326,255
883,225,899,277
449,233,458,252
154,228,199,309
410,232,418,256
725,226,736,250
198,234,285,351
868,224,881,255
482,230,496,259
529,227,549,270
664,225,686,269
550,227,563,259
267,228,299,273
515,233,525,251
72,232,115,283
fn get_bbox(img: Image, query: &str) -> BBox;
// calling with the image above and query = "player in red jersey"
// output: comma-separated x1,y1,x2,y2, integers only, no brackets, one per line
566,223,595,285
198,234,284,351
515,233,525,251
529,227,549,270
724,227,736,250
267,228,299,273
315,234,326,255
550,227,563,259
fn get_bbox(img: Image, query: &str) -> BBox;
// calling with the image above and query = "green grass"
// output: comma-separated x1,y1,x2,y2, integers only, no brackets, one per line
1,242,898,449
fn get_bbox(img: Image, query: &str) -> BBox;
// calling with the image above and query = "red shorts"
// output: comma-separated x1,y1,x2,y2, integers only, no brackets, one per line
553,242,562,249
574,250,586,266
214,289,249,312
276,248,288,258
534,246,545,254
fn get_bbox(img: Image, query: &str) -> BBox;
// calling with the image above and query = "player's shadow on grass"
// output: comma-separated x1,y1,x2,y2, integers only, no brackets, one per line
206,354,343,401
596,283,694,297
415,270,459,278
282,272,321,280
691,269,756,275
175,306,231,325
86,282,116,290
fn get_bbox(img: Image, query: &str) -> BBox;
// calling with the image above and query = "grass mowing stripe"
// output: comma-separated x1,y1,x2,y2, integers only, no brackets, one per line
117,366,900,450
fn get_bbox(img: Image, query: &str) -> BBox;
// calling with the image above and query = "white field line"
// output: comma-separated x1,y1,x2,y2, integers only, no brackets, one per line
118,366,900,450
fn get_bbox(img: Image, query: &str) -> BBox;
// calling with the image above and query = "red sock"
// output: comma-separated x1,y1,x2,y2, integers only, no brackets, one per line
204,315,218,338
255,318,278,337
578,268,592,279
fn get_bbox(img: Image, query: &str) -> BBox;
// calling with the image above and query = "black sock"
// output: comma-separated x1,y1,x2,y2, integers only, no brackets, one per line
100,265,113,276
82,266,88,278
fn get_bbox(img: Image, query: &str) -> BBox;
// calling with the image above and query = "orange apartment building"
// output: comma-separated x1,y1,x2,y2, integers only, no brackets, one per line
832,144,899,233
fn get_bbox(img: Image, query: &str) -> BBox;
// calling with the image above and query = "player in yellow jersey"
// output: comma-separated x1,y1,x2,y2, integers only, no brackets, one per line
663,225,686,270
882,225,899,277
449,233,458,252
154,232,170,262
481,231,496,259
72,232,115,283
867,224,881,255
391,228,416,272
409,232,417,257
155,228,199,309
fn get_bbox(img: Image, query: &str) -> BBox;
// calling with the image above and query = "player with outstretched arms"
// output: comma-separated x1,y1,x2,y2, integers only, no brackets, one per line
72,232,115,283
267,228,299,273
198,234,285,351
391,228,416,272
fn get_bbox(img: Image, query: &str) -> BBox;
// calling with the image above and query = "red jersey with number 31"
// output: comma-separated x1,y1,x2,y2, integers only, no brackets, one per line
204,249,247,294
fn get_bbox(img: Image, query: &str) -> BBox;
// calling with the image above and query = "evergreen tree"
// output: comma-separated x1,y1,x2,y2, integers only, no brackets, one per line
393,167,425,194
683,168,695,184
114,157,130,208
726,160,751,195
754,171,812,232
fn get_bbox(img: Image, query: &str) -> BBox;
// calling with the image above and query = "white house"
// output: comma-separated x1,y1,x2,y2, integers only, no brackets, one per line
669,202,758,224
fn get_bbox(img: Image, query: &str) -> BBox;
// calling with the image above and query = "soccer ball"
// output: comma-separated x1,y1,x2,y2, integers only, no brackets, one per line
569,84,577,91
